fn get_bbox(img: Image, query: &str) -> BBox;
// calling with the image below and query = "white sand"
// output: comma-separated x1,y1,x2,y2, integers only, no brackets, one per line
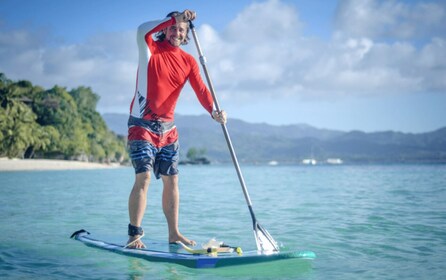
0,158,123,171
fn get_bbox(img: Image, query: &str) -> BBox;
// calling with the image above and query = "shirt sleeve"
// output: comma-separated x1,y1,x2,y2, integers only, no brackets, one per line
136,17,176,52
188,56,214,115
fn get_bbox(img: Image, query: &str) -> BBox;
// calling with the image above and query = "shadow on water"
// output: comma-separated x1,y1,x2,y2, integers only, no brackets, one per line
125,257,314,280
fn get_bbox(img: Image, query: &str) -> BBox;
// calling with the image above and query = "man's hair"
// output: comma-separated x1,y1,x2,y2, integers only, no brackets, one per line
155,11,190,45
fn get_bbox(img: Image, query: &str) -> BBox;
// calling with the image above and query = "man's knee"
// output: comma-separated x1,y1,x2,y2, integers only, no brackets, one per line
162,174,178,188
135,172,151,189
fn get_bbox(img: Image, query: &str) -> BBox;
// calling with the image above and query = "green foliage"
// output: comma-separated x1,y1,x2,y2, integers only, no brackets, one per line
0,73,127,163
186,147,207,160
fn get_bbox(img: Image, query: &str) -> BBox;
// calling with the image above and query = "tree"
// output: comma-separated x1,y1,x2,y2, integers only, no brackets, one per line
69,86,127,162
32,86,89,158
0,73,128,162
0,76,50,158
183,147,210,164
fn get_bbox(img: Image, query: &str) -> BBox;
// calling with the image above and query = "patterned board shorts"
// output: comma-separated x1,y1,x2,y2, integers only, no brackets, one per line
127,116,180,178
128,140,179,179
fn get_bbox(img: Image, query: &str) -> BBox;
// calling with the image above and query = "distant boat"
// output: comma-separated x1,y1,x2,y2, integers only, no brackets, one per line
268,160,279,166
326,158,343,165
302,159,317,165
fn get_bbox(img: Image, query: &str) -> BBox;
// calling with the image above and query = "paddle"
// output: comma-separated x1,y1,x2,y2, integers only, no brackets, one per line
189,20,279,252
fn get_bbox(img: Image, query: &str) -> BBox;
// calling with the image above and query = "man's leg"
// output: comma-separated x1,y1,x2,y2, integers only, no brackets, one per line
127,171,151,248
161,175,196,245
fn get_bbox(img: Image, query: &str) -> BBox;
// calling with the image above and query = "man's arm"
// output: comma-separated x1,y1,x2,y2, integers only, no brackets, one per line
188,57,227,124
136,17,173,47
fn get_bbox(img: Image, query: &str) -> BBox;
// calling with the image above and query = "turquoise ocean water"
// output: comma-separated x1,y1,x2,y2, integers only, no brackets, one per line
1,164,445,279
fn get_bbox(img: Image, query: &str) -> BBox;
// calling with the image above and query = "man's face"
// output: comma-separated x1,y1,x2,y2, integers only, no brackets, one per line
164,22,188,47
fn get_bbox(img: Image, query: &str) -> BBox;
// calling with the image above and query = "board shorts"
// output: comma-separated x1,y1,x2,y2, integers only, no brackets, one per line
127,116,179,179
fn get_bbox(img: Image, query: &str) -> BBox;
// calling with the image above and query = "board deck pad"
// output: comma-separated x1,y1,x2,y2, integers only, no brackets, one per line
71,229,316,269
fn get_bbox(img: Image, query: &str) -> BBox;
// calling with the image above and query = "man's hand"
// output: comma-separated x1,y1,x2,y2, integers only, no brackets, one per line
212,110,227,124
175,10,196,23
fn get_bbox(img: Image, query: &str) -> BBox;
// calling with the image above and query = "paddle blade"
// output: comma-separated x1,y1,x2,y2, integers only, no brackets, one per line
254,223,279,252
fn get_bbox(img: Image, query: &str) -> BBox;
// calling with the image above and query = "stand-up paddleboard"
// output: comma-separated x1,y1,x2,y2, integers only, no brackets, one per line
71,230,316,269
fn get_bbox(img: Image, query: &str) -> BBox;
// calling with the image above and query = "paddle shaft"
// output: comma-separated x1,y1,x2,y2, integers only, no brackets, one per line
188,21,258,227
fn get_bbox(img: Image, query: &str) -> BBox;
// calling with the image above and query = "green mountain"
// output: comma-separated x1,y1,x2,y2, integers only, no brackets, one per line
103,113,446,164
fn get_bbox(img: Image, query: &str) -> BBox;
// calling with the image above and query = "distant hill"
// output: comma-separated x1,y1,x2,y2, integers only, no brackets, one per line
103,113,446,164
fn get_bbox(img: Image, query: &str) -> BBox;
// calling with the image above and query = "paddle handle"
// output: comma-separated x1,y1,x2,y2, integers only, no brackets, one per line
189,21,254,210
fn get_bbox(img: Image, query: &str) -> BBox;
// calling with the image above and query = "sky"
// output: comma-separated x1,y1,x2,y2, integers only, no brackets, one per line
1,0,445,133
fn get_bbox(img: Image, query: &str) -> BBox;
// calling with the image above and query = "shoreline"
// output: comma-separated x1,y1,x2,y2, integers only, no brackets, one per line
0,158,123,171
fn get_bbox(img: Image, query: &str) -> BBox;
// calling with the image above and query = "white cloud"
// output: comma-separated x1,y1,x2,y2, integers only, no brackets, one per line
0,27,136,111
1,0,445,115
188,0,307,101
225,0,303,42
334,0,446,40
186,0,445,105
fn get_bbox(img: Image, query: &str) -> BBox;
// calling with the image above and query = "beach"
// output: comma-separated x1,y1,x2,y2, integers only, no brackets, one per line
0,158,122,171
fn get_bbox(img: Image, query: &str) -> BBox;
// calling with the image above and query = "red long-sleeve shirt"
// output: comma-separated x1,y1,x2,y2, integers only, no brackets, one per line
129,16,214,122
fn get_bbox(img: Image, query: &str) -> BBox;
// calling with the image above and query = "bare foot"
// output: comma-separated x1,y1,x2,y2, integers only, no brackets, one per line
169,233,196,246
126,235,146,249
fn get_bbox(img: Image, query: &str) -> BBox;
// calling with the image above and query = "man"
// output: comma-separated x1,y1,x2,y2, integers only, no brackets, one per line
126,9,227,249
